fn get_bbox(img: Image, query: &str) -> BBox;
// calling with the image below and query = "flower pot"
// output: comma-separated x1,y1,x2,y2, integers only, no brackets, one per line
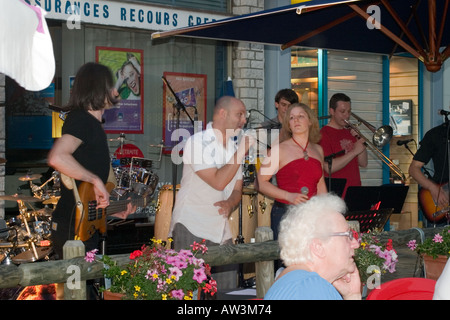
103,290,124,300
423,255,448,281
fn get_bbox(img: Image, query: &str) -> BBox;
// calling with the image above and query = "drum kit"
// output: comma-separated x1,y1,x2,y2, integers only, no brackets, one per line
110,156,159,199
0,155,159,266
0,172,58,265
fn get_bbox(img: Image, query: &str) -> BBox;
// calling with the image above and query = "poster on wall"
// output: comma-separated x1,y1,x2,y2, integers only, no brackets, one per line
389,100,412,136
162,72,207,154
96,47,144,134
6,78,54,149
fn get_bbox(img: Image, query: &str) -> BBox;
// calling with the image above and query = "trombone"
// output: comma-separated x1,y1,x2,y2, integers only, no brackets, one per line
344,113,406,183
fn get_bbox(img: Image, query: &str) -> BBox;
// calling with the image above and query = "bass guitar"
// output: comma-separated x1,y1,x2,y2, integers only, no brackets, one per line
74,181,151,242
418,183,449,223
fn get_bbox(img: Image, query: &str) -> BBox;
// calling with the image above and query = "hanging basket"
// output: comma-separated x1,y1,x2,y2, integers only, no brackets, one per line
422,255,448,281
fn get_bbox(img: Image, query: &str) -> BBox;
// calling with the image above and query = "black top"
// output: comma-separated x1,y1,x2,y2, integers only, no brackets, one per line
51,110,110,257
413,123,450,184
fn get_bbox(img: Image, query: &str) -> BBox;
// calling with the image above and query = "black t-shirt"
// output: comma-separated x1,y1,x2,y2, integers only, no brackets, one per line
413,123,450,184
51,109,110,255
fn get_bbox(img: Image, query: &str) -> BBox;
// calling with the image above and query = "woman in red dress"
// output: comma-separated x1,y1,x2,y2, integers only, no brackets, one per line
257,103,327,241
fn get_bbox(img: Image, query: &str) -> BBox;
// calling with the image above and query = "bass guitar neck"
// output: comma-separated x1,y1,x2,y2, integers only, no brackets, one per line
74,182,149,242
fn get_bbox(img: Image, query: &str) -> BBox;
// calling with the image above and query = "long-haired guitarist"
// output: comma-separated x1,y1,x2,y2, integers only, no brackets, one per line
48,62,134,262
409,120,449,225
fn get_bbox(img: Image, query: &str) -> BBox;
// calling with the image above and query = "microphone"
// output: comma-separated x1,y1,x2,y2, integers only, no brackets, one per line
397,139,414,146
193,107,202,133
300,186,309,195
438,109,450,116
243,110,250,129
194,107,198,122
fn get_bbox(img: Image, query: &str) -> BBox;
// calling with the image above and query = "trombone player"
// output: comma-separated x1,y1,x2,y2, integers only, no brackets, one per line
319,93,368,197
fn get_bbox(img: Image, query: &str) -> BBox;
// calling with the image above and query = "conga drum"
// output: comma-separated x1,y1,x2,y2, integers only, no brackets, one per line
229,187,258,244
228,185,273,283
257,193,272,228
154,184,179,245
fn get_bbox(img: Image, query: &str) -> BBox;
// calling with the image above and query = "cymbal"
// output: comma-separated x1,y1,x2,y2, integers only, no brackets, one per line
109,133,133,143
19,174,42,181
35,207,53,216
109,137,134,142
43,196,60,205
0,194,43,202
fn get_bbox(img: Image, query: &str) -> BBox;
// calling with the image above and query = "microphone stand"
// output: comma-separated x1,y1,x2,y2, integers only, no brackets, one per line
162,76,195,209
324,150,345,192
248,109,280,130
403,143,415,157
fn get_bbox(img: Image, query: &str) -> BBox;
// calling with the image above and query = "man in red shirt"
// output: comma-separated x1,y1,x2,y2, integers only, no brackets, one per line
319,93,368,197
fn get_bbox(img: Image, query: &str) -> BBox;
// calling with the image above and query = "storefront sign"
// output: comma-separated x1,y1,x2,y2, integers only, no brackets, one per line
26,0,230,31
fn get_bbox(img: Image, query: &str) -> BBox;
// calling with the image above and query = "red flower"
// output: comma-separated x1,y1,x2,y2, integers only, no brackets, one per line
130,250,143,260
386,239,393,251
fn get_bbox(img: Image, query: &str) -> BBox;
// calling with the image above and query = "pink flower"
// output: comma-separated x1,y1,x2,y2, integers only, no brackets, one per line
193,268,207,284
433,233,443,243
178,249,193,258
145,269,159,281
84,249,98,263
169,267,183,281
171,289,185,300
407,240,417,251
166,255,188,269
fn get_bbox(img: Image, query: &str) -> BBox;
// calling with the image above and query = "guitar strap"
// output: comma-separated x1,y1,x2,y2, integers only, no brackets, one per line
61,173,84,240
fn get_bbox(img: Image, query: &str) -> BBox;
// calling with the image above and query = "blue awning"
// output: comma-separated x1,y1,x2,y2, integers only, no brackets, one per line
152,0,449,72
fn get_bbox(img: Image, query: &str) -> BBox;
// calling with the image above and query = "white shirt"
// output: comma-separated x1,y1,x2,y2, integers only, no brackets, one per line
169,122,242,244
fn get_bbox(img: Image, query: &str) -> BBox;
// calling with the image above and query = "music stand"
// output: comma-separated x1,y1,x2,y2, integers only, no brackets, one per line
324,178,346,198
345,208,394,233
344,185,408,232
344,185,409,213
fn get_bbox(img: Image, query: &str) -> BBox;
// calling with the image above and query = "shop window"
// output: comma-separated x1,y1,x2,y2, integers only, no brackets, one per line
291,48,319,112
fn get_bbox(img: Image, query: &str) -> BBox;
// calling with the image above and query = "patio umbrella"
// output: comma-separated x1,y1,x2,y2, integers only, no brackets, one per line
151,0,449,72
0,0,55,90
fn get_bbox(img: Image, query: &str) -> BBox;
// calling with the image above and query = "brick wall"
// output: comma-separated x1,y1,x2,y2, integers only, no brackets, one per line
231,0,265,113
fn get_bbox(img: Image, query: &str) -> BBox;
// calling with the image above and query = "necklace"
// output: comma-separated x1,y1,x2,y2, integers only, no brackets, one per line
292,137,309,160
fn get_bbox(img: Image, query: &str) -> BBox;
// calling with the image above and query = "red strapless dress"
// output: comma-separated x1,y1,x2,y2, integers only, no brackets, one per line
275,158,323,204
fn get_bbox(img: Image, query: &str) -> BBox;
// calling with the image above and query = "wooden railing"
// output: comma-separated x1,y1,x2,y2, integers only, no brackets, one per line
0,226,444,299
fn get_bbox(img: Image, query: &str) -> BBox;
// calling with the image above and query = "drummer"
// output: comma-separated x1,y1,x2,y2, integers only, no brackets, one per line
259,88,299,144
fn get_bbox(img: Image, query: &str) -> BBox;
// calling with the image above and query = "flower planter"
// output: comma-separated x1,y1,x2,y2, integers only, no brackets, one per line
86,239,217,300
103,290,124,300
423,255,448,280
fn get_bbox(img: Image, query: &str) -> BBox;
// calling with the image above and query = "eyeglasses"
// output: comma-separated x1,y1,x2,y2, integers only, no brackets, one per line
330,231,354,241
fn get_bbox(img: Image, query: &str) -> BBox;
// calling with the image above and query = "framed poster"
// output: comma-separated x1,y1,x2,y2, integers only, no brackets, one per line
162,72,207,153
96,47,144,134
389,100,412,136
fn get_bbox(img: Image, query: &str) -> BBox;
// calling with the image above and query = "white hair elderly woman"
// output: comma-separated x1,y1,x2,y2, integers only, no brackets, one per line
264,193,361,300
